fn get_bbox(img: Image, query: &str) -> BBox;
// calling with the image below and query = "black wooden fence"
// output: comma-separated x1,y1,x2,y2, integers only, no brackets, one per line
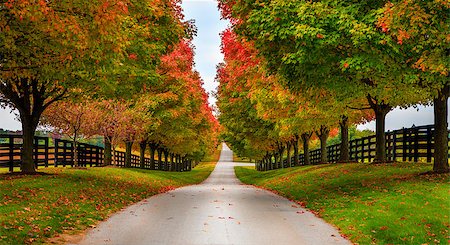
262,125,449,170
0,135,190,172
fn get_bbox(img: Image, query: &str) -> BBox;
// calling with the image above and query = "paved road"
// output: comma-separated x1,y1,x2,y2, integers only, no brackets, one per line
77,144,350,245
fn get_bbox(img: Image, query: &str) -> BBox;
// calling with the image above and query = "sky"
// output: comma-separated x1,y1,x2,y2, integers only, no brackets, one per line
182,0,229,107
0,0,444,131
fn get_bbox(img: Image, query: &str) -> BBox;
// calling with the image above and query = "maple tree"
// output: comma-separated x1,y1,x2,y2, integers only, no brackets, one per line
218,0,430,165
40,99,98,166
216,26,371,169
155,40,219,166
377,0,449,172
0,0,186,173
217,29,278,166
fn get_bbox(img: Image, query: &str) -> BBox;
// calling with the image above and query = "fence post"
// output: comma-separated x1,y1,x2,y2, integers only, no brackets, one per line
9,135,14,172
407,129,413,161
355,140,360,162
414,127,419,162
96,147,100,166
386,131,391,162
44,137,49,167
63,142,67,167
402,128,407,162
349,140,354,162
392,132,397,162
34,137,38,169
54,139,58,167
426,127,433,162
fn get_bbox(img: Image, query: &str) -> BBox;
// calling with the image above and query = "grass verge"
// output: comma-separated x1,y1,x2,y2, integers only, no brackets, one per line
235,162,449,244
0,147,220,244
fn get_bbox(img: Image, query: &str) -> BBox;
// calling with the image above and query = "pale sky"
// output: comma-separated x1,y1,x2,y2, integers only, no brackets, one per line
182,0,229,107
0,0,444,131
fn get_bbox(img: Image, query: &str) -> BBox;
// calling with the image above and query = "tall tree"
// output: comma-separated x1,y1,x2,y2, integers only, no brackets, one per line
0,0,185,173
377,0,449,172
218,0,427,163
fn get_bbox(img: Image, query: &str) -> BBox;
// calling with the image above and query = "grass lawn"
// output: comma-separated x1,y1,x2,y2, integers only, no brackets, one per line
0,148,220,244
235,162,449,245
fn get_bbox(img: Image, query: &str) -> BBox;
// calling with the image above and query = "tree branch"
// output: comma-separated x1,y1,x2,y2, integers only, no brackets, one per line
346,105,372,110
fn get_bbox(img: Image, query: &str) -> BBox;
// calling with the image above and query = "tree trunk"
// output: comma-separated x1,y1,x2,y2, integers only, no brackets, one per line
139,141,147,169
157,148,163,170
20,117,38,173
125,141,133,168
149,143,157,170
2,78,64,173
73,138,79,167
302,132,312,165
278,143,285,168
170,153,175,171
163,150,169,171
433,84,449,173
274,153,279,169
293,135,299,166
368,95,392,163
176,155,181,172
104,136,112,166
316,125,330,164
286,141,292,167
339,116,350,162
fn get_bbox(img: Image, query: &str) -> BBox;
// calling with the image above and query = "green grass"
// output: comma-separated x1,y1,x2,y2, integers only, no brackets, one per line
0,154,219,244
235,162,450,244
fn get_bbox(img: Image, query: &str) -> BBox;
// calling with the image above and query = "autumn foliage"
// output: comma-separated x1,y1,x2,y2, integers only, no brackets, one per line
0,0,218,172
216,0,448,172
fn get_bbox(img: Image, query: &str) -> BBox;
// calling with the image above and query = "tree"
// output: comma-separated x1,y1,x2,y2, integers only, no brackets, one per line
0,0,185,173
377,0,449,172
219,0,427,163
216,29,278,165
40,100,97,166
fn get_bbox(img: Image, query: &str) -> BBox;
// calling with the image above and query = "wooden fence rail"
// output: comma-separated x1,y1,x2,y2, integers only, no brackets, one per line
264,125,449,170
0,136,191,172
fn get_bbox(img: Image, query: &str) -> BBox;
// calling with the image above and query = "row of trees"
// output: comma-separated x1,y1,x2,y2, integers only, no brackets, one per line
216,0,449,173
0,0,218,173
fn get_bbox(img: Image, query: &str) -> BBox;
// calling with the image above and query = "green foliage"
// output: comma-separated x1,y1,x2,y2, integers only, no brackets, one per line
235,162,449,244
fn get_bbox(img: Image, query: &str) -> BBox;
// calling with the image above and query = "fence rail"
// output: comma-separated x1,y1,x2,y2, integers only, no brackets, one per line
261,125,449,170
0,135,191,172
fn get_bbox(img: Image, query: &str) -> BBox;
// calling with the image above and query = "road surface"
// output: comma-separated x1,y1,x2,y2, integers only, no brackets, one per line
77,143,350,245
